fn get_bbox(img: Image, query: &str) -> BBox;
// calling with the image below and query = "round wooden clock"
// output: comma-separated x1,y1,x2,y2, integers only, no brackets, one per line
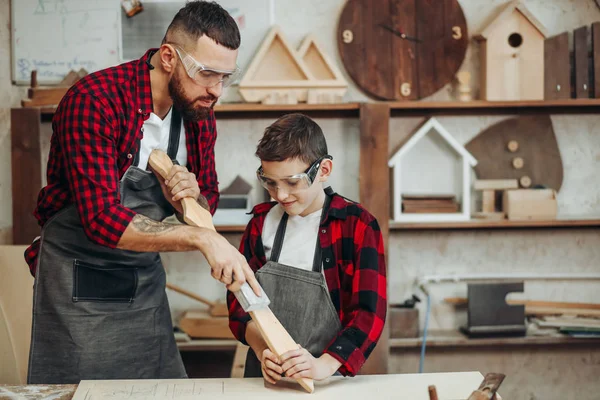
337,0,469,100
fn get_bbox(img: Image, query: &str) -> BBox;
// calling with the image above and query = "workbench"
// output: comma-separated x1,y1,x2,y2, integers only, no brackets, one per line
0,371,484,399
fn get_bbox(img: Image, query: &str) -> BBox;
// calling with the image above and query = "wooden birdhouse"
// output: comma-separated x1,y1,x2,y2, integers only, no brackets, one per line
475,1,548,101
388,118,478,222
238,26,347,104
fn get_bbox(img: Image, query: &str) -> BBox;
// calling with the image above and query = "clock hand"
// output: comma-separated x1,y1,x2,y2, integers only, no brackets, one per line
379,24,422,43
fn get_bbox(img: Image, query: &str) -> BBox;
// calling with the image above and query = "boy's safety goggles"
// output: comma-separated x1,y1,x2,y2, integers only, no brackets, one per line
174,46,241,88
256,155,333,194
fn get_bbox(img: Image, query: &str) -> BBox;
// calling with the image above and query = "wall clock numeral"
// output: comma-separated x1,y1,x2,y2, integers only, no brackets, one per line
342,30,354,43
452,26,462,39
400,82,411,97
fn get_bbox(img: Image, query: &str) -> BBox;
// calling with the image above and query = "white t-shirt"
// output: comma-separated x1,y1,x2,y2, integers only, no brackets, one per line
262,204,323,272
136,107,187,170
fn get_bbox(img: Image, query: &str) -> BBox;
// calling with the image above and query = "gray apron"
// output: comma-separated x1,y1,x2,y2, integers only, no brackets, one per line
244,195,342,377
28,108,187,384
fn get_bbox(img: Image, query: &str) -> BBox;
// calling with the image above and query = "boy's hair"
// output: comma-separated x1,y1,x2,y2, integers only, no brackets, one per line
163,1,240,50
256,113,328,165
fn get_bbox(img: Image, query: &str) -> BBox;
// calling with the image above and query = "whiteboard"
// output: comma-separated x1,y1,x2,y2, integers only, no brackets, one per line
11,0,122,85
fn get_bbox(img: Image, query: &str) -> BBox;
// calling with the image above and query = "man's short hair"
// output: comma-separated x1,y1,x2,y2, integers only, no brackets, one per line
163,1,240,50
256,113,328,165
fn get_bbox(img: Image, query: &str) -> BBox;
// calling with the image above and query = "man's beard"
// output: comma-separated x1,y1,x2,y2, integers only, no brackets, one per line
168,73,216,121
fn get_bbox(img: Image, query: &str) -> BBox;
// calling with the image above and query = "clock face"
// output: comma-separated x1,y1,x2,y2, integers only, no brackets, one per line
337,0,468,100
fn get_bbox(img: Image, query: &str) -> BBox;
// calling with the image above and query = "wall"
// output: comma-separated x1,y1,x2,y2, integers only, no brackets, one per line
1,0,599,386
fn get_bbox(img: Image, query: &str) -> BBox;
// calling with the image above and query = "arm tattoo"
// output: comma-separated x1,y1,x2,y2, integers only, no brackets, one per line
131,214,176,234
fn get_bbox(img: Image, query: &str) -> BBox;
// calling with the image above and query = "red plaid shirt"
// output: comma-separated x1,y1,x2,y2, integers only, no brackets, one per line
25,49,219,276
227,188,387,376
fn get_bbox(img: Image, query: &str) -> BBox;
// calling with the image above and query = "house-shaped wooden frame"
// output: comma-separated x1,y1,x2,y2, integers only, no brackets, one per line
475,0,548,100
238,26,347,104
388,118,478,222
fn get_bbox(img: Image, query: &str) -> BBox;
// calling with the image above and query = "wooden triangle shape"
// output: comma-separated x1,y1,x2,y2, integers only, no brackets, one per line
239,26,314,86
297,34,346,86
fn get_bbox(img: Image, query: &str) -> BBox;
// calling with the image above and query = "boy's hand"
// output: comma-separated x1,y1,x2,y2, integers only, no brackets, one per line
260,349,283,384
280,346,341,381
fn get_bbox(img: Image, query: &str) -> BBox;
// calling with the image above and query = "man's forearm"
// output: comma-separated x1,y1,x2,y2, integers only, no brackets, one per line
117,214,212,252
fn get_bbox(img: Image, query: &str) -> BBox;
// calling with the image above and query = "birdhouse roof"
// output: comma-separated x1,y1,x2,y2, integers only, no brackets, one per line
388,118,477,167
475,0,548,40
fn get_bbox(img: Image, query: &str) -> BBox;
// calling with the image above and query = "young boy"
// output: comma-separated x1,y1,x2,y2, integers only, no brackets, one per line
227,113,387,383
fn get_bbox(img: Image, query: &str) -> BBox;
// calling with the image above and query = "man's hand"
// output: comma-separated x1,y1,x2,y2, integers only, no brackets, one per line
199,230,262,296
260,349,283,384
158,164,200,213
280,346,341,381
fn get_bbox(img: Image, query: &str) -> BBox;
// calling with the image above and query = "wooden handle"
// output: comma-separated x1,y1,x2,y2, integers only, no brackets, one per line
148,149,215,230
165,282,215,307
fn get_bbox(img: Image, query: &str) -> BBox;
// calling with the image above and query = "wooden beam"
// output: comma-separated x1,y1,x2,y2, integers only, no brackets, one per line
11,108,42,245
359,103,390,375
544,32,570,100
592,22,600,98
574,26,590,98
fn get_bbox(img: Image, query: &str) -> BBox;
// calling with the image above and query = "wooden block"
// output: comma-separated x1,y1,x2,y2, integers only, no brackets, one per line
574,26,590,98
23,87,69,107
502,189,557,220
250,308,314,393
389,307,418,338
230,343,249,378
593,22,600,98
481,190,496,213
473,179,519,190
544,32,570,100
178,311,234,339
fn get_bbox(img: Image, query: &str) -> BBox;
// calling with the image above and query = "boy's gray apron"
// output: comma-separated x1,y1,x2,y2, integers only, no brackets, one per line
244,195,342,377
28,108,187,384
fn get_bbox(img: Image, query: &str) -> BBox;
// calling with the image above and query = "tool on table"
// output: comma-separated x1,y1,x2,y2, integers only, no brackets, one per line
148,149,314,393
165,282,229,317
466,373,505,400
428,372,505,400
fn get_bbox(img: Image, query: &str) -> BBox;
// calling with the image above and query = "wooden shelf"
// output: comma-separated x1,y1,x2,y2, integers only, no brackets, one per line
389,99,600,116
38,99,600,119
390,330,600,349
390,217,600,230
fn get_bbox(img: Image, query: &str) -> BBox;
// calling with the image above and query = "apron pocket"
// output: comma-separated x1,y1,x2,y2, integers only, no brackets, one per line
73,260,138,302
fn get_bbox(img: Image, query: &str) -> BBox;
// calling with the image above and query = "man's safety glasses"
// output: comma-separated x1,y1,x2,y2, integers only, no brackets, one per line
256,155,333,194
174,47,241,88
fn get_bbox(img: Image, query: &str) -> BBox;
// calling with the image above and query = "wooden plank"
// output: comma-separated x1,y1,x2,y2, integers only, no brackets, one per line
544,32,570,100
11,108,42,245
178,311,235,339
389,329,600,348
230,343,249,378
574,26,590,98
444,298,600,310
359,103,389,375
390,0,417,100
592,22,600,98
473,179,519,190
23,87,69,107
389,217,600,230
